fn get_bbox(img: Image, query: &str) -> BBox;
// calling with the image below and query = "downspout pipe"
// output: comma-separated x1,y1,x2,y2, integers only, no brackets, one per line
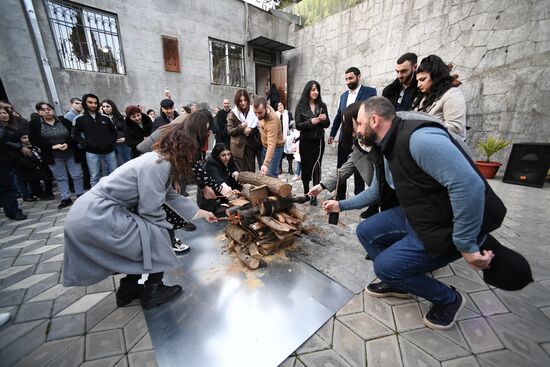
21,0,62,115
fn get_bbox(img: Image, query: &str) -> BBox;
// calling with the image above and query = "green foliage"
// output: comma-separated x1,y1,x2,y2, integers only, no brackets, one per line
291,0,364,25
477,136,511,162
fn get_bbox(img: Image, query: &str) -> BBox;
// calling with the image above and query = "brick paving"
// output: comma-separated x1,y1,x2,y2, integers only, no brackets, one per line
1,143,549,366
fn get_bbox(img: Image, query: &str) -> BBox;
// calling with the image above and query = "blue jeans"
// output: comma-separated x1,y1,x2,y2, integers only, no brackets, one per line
86,151,118,187
356,206,460,304
261,145,284,178
115,143,132,165
295,161,301,176
49,156,84,200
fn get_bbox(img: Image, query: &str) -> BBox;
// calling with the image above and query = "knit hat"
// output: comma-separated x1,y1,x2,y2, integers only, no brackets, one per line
160,99,174,108
480,234,533,291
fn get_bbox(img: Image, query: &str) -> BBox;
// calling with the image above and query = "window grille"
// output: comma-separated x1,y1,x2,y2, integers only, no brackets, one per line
45,0,125,74
253,49,275,66
209,39,245,87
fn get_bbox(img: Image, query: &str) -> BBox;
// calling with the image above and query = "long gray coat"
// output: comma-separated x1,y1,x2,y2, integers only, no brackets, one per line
63,152,199,286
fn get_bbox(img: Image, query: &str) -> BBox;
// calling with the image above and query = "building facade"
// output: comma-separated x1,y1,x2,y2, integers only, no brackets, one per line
0,0,293,117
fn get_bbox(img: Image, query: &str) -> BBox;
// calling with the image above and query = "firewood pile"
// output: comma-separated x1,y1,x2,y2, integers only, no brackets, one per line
224,171,308,270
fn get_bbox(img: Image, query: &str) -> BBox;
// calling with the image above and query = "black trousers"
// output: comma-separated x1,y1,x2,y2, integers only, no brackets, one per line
336,144,365,200
0,161,20,217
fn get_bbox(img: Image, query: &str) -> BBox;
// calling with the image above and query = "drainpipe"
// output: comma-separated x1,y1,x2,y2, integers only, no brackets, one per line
21,0,62,115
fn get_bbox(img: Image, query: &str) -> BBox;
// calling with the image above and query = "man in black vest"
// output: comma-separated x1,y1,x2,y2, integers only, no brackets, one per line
354,97,504,330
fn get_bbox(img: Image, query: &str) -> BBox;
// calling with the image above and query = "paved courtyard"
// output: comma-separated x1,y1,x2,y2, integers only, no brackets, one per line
1,143,549,367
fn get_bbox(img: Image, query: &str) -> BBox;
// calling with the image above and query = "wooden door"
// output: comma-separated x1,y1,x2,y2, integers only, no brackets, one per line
270,65,288,109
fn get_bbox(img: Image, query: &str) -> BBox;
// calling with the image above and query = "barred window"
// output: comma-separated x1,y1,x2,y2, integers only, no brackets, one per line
45,0,125,74
209,39,245,87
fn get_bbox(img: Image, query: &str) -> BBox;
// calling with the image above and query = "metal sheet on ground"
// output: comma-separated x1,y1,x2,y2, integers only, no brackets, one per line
144,221,354,367
291,221,376,294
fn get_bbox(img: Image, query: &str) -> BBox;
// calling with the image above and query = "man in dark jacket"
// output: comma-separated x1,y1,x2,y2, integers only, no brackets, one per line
213,98,231,146
382,53,421,111
354,97,505,330
73,93,117,187
328,67,377,216
152,99,179,131
0,124,27,220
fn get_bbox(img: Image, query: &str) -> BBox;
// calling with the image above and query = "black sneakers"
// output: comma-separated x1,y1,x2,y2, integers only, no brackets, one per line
141,282,183,310
57,198,73,209
423,287,464,330
365,282,410,299
8,212,27,221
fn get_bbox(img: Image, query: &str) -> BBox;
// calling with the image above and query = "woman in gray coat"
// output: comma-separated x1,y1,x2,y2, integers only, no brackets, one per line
63,121,217,309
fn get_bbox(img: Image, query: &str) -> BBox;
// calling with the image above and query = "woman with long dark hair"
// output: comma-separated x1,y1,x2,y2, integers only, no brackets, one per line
295,80,330,205
197,143,242,215
62,122,217,310
413,55,467,140
226,89,260,172
101,99,131,164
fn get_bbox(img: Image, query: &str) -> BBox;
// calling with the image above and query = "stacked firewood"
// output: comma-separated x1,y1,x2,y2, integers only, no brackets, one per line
224,172,307,269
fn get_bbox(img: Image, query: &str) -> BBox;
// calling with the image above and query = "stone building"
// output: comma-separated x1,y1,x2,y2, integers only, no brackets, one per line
283,0,550,162
0,0,294,117
1,0,549,163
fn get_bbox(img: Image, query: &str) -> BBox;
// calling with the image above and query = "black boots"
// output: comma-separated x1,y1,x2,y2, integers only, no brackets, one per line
140,282,183,310
116,277,144,307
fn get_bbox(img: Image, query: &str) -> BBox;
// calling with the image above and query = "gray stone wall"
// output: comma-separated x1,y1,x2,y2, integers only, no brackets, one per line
0,0,290,118
284,0,550,163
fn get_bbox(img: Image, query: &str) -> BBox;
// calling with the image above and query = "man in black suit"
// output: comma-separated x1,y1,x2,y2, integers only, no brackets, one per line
328,67,377,217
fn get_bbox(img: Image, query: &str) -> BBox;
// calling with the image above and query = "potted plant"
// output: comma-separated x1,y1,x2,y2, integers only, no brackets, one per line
475,136,511,179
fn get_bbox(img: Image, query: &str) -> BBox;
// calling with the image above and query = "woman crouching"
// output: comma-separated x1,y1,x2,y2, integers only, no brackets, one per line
62,122,217,309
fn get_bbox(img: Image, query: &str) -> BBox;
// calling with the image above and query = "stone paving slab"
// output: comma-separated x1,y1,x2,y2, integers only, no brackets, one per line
0,144,549,366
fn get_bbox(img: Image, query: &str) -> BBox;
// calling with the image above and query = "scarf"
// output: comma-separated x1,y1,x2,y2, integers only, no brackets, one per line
232,106,257,129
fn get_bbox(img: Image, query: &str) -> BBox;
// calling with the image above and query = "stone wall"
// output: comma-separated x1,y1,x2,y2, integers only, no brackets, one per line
283,0,550,163
0,0,290,118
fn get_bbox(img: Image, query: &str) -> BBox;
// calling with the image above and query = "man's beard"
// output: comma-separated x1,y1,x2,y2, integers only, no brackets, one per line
357,126,377,147
401,71,414,85
347,80,359,90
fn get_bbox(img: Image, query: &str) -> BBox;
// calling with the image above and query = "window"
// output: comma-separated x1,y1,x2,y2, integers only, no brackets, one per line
209,39,245,87
45,0,125,74
162,36,180,73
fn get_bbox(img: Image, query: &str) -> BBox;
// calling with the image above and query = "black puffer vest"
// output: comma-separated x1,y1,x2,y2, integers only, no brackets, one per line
380,117,506,256
365,145,399,211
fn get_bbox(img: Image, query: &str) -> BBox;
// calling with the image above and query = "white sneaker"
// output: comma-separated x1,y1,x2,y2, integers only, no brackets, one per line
0,312,10,327
172,238,190,253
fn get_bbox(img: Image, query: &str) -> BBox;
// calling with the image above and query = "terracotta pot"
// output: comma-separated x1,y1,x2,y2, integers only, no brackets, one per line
475,161,502,179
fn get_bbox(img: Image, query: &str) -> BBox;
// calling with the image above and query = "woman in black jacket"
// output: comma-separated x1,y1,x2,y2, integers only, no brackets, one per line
29,102,83,209
197,143,242,215
294,80,330,205
123,105,153,159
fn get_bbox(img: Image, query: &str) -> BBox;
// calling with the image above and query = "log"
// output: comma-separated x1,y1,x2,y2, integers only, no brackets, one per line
260,216,297,232
228,198,250,207
288,205,306,222
259,196,294,216
257,237,294,256
241,184,269,206
234,245,260,269
225,223,253,244
248,242,262,260
274,213,286,223
280,212,299,226
238,172,292,197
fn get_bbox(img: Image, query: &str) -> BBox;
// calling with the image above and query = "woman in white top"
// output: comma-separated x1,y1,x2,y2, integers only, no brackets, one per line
413,55,467,141
275,102,295,175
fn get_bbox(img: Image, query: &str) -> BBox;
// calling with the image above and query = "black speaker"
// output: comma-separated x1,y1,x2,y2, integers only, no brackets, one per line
503,143,550,188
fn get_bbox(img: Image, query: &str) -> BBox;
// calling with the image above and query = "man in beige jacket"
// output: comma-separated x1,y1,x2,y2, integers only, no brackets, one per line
253,97,285,178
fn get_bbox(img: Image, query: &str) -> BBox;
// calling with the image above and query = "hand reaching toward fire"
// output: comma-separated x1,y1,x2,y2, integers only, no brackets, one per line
195,209,218,223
